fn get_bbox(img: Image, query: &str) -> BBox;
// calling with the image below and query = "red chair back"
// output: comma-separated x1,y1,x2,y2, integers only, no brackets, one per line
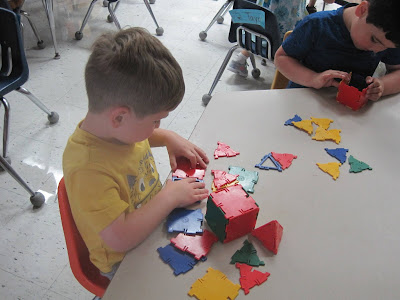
58,178,110,297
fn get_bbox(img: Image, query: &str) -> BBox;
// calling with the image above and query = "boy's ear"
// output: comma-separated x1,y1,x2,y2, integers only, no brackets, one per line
355,1,369,18
110,106,130,128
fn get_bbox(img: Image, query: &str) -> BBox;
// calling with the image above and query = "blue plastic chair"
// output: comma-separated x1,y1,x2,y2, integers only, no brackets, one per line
0,7,59,207
202,0,280,105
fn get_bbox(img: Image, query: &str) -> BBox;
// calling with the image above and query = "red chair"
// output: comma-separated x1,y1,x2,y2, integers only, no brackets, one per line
58,178,110,299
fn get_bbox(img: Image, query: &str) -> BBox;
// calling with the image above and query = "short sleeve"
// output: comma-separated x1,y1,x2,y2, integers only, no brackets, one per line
282,18,316,61
67,169,129,234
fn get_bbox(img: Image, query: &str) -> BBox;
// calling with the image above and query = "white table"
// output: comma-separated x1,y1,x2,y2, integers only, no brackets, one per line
103,88,400,300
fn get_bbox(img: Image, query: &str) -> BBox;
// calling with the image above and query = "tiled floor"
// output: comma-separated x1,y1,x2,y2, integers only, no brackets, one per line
0,0,333,299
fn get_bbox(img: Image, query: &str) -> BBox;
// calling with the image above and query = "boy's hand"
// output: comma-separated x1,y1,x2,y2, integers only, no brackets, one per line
365,76,384,101
165,132,209,171
312,70,350,89
163,178,209,207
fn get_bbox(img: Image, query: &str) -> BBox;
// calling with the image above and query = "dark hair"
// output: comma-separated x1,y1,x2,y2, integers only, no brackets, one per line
366,0,400,47
85,27,185,117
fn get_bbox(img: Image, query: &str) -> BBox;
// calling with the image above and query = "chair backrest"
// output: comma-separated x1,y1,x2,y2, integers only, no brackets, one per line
228,0,280,60
0,7,29,97
57,178,110,297
271,30,292,89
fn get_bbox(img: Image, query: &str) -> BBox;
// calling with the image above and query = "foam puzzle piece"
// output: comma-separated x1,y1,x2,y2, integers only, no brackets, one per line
236,263,270,295
228,166,259,193
255,153,282,172
172,157,206,180
316,162,342,180
188,267,241,300
251,220,283,255
348,155,373,173
284,114,302,126
325,148,349,164
292,119,314,135
336,79,368,111
270,152,297,170
211,180,239,192
214,141,240,159
230,240,265,266
166,208,203,235
311,117,333,130
157,244,198,275
312,127,342,144
170,230,219,261
211,170,239,190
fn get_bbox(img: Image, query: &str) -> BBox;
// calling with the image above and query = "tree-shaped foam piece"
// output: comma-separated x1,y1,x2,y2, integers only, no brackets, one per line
271,152,297,170
251,220,283,254
311,117,333,130
292,119,314,135
214,141,240,159
316,162,341,180
235,263,270,295
325,148,349,164
348,155,372,173
230,240,265,266
312,127,342,144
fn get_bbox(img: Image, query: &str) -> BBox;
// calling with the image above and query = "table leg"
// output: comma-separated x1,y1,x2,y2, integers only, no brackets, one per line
42,0,60,59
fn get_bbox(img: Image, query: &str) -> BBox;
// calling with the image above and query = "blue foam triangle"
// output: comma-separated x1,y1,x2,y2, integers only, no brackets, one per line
325,148,349,164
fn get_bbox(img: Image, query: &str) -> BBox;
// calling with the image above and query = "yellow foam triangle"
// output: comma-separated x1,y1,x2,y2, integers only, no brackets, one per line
312,127,342,144
310,117,333,130
292,120,313,135
316,162,341,180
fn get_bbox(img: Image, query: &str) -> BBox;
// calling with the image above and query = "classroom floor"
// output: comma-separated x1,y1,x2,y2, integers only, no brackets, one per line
0,0,332,299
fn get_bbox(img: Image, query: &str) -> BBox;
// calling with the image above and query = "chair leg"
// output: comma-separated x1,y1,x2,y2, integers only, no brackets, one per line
16,87,59,124
75,0,99,40
143,0,163,36
0,98,45,207
20,10,45,49
107,1,121,29
199,0,234,41
42,0,60,59
0,154,46,207
1,97,10,159
202,44,240,106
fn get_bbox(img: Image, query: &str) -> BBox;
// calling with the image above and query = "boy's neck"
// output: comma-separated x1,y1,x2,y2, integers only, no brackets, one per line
80,112,116,143
342,5,357,32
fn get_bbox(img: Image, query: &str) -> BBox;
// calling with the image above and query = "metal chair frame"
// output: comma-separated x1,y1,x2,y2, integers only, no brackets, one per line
75,0,163,40
199,0,234,41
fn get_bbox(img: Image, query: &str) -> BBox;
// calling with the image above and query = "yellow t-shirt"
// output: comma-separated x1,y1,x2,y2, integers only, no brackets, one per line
62,123,162,273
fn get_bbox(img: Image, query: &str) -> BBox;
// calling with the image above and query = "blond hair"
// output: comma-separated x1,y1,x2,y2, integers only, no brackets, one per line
85,27,185,117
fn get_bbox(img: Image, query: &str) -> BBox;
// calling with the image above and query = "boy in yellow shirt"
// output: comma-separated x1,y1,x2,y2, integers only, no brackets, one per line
63,27,209,279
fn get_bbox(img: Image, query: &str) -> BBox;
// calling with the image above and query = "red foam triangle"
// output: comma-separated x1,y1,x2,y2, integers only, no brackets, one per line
251,220,283,254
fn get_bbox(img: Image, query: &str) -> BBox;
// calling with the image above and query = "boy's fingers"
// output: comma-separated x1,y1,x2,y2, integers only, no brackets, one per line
169,155,177,171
